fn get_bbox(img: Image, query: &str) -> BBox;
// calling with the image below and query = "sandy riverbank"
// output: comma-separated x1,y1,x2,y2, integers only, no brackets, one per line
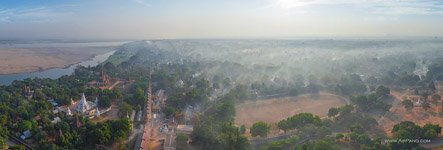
0,46,115,74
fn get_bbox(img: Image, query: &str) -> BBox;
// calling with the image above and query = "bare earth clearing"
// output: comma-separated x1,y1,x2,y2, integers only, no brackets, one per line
378,88,443,137
235,92,348,127
0,47,114,74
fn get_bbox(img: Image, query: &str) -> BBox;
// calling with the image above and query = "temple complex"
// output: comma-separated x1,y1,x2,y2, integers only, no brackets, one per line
72,93,99,118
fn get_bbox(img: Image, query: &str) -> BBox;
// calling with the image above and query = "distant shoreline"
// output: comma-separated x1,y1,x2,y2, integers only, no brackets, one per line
0,47,119,75
0,41,128,75
0,60,81,75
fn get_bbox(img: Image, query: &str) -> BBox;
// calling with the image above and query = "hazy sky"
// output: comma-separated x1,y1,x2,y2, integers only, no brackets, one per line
1,0,443,39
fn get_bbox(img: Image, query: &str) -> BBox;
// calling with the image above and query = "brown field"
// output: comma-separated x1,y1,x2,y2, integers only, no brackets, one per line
0,47,114,74
378,89,443,137
235,92,349,127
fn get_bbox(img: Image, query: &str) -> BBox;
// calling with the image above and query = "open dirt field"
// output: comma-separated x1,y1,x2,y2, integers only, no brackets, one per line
235,92,349,127
377,90,443,137
0,46,114,74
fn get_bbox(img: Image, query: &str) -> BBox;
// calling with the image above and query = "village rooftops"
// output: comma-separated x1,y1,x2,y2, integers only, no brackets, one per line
20,130,32,140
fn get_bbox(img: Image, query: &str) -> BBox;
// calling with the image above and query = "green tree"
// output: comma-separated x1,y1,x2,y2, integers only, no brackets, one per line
91,123,112,144
390,121,422,149
119,102,132,117
163,107,175,117
335,133,344,140
266,141,283,150
277,120,289,133
313,140,339,150
298,124,331,139
401,99,414,111
375,86,390,97
424,129,437,139
356,134,372,145
134,87,145,106
328,107,339,118
11,145,25,150
176,133,188,150
113,130,127,142
239,125,246,134
98,96,111,108
18,120,33,132
0,137,6,150
223,78,231,87
117,141,126,150
422,124,441,139
0,123,7,138
250,122,270,138
422,100,431,111
219,123,249,150
192,122,219,149
288,113,322,129
338,105,354,117
350,124,364,134
216,101,235,122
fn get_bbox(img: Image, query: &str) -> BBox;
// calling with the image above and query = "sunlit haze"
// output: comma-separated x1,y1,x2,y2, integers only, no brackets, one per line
1,0,443,39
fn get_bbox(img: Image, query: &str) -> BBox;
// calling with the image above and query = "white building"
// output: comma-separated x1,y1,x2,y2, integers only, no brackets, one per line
73,93,98,117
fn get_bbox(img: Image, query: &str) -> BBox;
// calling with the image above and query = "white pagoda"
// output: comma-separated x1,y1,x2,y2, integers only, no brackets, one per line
73,93,97,116
75,93,90,114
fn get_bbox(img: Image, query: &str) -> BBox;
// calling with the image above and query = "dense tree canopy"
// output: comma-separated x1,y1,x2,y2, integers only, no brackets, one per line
277,113,322,132
401,99,413,111
390,121,441,149
250,122,270,138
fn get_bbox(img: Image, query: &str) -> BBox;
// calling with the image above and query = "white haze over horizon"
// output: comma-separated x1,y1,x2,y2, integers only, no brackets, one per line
0,0,443,39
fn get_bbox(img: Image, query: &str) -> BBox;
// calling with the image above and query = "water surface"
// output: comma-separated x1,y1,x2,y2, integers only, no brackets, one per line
0,50,116,85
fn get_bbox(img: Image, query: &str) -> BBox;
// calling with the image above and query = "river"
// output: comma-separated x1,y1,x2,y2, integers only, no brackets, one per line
0,50,116,85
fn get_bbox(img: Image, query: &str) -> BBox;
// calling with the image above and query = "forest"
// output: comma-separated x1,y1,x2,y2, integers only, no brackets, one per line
1,39,443,150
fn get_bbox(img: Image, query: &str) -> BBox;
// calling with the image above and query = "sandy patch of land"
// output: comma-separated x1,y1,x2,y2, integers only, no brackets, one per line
235,92,348,127
378,90,443,137
0,46,114,74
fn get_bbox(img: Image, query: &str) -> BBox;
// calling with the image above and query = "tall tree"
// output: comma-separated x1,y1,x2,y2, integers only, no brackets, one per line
98,96,111,108
328,107,339,118
375,86,390,97
118,102,132,117
219,123,249,150
176,133,188,150
401,99,414,111
250,122,270,138
422,100,431,111
133,87,145,106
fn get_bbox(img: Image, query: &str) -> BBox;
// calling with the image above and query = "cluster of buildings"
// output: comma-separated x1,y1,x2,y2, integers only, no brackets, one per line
20,93,105,141
49,93,109,121
71,93,102,119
